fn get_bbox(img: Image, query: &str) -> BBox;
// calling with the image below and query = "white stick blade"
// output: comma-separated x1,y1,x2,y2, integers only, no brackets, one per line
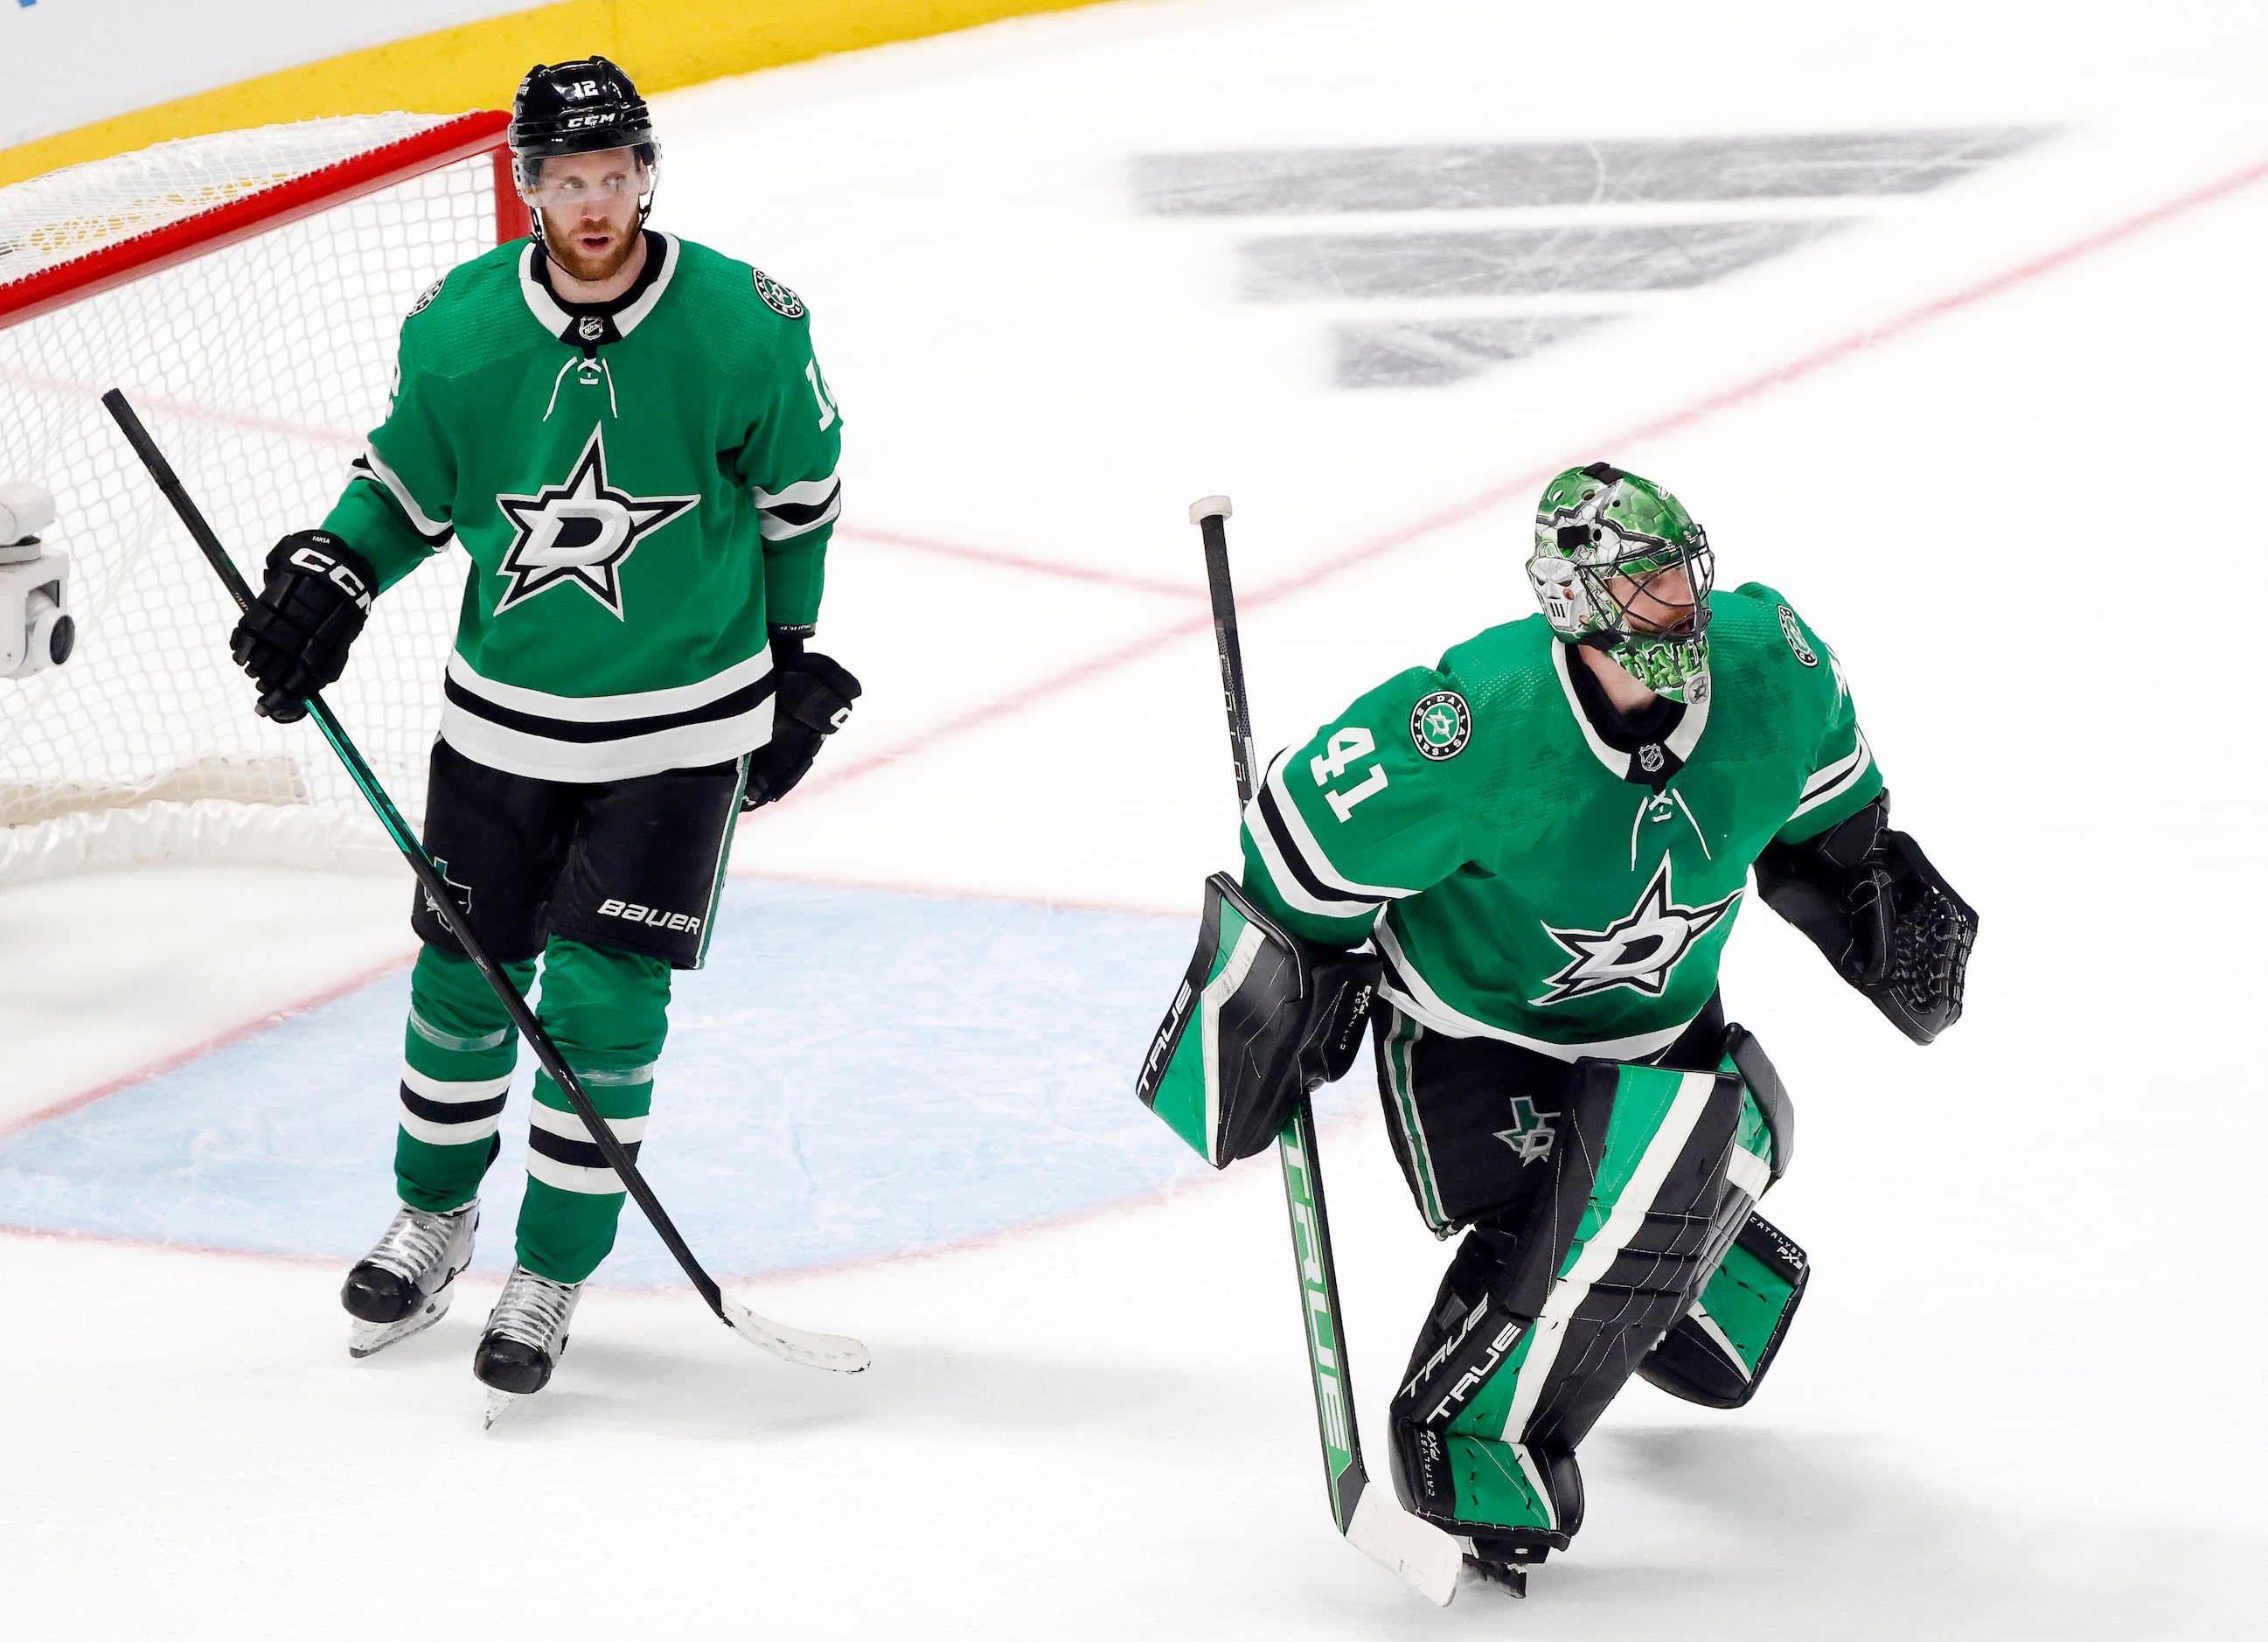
1188,494,1233,524
1346,1486,1461,1607
721,1295,871,1373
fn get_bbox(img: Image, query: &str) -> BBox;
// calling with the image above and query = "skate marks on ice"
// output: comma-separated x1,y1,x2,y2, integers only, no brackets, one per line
1132,129,2048,386
0,878,1367,1283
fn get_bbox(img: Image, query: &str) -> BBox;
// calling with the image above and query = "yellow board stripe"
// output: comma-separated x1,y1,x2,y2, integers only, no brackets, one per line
2,0,1114,191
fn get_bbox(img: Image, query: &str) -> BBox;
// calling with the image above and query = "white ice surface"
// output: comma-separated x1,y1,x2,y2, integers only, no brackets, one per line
5,0,2267,1632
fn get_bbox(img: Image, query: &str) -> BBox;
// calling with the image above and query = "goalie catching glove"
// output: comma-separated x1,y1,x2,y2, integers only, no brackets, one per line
1137,873,1380,1165
228,531,375,723
741,628,860,810
1754,790,1977,1044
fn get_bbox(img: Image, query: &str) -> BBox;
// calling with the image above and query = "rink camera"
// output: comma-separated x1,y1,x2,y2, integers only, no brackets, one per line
0,480,73,679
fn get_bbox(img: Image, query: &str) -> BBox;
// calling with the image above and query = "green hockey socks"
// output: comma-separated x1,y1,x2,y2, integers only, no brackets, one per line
393,940,671,1285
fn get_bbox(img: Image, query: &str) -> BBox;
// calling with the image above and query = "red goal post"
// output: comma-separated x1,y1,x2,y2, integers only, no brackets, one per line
0,112,518,883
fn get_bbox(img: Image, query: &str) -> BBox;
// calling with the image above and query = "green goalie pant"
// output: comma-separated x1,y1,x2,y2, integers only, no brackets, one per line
1388,1060,1764,1552
393,938,671,1284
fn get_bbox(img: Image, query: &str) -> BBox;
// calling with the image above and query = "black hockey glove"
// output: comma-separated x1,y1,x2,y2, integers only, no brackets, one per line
1753,791,1978,1045
742,644,860,810
228,531,376,724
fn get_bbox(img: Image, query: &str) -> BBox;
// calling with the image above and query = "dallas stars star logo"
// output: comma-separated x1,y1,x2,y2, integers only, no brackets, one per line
1495,1096,1555,1165
492,427,698,619
1531,854,1740,1005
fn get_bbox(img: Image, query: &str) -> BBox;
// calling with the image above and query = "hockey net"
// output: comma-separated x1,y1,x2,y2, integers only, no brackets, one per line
0,111,515,884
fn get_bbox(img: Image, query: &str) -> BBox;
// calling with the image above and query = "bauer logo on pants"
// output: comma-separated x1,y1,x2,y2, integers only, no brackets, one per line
599,898,702,935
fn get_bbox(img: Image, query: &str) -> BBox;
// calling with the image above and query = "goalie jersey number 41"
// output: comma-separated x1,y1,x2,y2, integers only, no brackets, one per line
1237,584,1882,1062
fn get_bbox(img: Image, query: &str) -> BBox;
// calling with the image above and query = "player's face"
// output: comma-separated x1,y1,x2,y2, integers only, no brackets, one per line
1607,560,1698,634
529,149,650,283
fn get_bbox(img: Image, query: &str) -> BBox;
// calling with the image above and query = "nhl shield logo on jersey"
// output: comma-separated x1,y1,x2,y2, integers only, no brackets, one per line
752,268,806,319
493,427,699,618
1532,855,1740,1005
1410,691,1471,761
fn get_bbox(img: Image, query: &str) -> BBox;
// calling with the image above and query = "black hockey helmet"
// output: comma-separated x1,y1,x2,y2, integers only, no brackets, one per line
509,58,657,188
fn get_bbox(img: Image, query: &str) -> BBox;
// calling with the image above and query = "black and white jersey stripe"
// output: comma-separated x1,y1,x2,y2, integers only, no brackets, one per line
357,446,452,546
1790,729,1874,823
439,646,776,783
755,473,841,541
1242,747,1418,922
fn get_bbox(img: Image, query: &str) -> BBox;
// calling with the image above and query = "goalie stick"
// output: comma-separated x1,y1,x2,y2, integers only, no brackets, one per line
1190,496,1461,1606
104,388,868,1378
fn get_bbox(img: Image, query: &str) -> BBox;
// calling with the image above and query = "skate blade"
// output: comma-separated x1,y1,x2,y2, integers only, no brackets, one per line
482,1388,525,1430
345,1281,453,1360
1461,1556,1528,1600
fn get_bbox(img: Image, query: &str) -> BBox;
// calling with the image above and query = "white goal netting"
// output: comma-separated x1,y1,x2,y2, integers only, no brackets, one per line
0,113,508,884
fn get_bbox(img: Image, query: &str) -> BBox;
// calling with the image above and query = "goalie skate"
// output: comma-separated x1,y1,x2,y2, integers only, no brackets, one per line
476,1265,582,1427
340,1201,477,1359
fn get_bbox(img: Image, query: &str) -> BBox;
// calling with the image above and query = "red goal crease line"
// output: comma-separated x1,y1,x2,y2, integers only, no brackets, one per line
0,110,514,333
797,149,2268,802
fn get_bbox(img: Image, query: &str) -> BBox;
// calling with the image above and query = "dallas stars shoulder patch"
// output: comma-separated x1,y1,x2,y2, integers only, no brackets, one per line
492,427,699,620
752,268,806,320
1410,690,1471,761
1778,605,1819,667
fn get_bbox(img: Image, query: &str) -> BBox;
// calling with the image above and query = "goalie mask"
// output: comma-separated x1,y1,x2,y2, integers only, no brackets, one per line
1527,462,1714,703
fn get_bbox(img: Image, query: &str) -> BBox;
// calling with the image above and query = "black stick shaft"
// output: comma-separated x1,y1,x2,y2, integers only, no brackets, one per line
1198,513,1261,808
102,388,732,1320
1192,501,1371,1533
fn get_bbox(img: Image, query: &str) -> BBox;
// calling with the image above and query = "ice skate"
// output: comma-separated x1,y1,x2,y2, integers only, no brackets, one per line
476,1263,582,1426
340,1200,477,1359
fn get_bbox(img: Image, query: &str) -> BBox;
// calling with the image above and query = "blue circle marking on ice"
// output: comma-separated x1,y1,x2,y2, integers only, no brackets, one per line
0,880,1367,1285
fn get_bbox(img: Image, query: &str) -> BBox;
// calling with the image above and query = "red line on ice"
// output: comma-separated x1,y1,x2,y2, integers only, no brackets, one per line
836,524,1198,601
0,950,414,1145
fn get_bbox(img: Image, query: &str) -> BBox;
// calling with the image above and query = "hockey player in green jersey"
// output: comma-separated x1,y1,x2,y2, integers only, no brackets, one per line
1144,463,1975,1595
225,59,859,1407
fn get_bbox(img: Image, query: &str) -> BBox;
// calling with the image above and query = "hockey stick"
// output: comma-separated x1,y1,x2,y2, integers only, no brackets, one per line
1189,497,1460,1606
104,388,867,1376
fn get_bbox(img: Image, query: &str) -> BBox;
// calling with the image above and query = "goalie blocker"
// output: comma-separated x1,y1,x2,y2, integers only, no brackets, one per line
1137,873,1380,1167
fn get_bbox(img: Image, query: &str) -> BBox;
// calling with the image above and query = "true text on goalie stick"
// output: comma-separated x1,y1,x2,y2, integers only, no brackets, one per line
1191,496,1461,1605
103,387,866,1376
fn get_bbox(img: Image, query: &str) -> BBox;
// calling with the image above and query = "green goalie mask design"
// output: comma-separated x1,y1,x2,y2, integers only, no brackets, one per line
1527,463,1714,702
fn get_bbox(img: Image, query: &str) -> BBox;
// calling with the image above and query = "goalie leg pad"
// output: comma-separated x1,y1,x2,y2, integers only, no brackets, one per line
1637,1024,1807,1408
1638,1210,1809,1409
1388,1061,1745,1551
1137,873,1379,1165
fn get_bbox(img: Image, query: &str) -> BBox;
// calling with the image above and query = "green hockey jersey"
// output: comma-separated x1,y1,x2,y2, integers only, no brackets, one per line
321,230,843,783
1239,585,1882,1059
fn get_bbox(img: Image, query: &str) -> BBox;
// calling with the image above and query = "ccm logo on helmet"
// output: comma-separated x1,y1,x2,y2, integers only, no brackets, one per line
598,897,701,934
288,546,372,611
